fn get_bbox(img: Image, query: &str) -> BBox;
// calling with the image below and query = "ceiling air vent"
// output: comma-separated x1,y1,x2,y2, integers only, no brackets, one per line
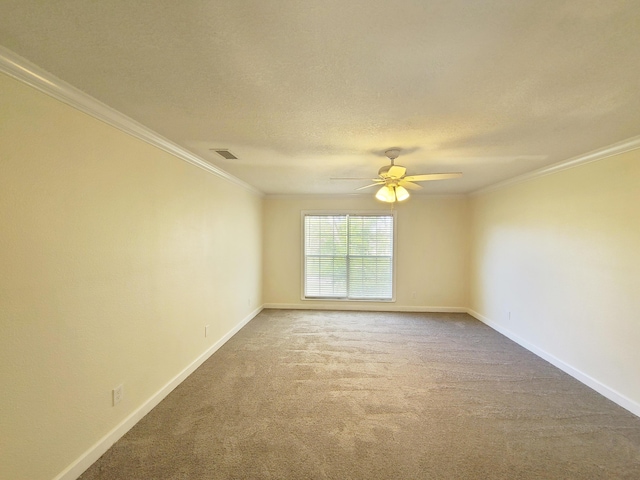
211,149,238,160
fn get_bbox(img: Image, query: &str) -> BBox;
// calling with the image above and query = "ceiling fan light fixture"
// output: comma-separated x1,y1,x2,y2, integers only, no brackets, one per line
341,148,462,203
375,185,410,203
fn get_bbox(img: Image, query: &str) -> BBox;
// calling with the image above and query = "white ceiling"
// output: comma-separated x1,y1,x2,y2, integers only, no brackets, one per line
2,1,639,195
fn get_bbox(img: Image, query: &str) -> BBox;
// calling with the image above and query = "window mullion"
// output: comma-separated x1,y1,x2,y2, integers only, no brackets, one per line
346,214,350,299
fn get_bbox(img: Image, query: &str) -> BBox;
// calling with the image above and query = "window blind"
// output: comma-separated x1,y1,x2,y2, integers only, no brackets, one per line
304,214,394,300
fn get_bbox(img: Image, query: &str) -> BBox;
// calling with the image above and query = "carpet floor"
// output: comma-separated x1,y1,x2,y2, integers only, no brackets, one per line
79,310,640,479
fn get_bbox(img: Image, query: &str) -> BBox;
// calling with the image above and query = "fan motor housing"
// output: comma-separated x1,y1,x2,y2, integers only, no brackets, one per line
378,165,392,177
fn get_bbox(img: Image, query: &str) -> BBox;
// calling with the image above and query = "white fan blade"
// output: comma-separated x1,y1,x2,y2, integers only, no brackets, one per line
387,165,407,178
398,180,423,190
356,182,384,190
403,172,462,182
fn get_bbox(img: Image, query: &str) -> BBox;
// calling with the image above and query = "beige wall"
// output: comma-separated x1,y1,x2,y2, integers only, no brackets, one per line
263,195,469,310
0,73,263,480
469,149,640,411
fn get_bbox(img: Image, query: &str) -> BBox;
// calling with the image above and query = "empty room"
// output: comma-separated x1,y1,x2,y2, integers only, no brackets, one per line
1,2,639,479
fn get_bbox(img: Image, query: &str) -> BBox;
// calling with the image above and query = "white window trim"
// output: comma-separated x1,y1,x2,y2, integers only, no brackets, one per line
300,210,397,302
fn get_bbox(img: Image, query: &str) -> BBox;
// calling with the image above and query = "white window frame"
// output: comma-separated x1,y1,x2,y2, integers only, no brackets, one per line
301,210,397,302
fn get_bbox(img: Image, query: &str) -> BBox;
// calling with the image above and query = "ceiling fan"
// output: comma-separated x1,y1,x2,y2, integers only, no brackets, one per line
335,149,462,203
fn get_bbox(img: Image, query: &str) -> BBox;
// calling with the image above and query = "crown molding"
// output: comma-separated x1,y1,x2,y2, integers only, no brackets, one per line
471,135,640,196
0,46,263,196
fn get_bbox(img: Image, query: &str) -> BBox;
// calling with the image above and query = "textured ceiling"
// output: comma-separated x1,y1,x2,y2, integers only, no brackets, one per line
1,1,639,195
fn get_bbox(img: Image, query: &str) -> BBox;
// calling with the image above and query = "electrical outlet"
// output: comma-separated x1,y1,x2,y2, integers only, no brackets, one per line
205,324,210,337
247,298,251,306
113,384,123,406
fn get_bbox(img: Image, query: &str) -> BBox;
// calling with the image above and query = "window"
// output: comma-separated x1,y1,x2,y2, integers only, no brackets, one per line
303,213,395,300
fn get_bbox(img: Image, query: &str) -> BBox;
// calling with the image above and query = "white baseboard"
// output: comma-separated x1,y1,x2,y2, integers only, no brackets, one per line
466,308,640,418
54,304,639,480
55,306,263,480
263,303,467,313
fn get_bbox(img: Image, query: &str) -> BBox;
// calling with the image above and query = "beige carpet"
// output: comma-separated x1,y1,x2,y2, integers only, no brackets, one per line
80,310,640,479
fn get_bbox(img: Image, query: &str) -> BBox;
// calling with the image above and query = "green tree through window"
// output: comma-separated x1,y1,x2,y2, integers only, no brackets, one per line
304,214,394,300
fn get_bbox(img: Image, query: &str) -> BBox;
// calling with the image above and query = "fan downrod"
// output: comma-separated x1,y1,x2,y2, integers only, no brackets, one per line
379,148,402,176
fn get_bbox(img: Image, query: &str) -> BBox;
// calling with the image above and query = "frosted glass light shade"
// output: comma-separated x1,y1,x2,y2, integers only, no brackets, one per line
376,185,396,202
375,185,410,203
395,186,410,201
